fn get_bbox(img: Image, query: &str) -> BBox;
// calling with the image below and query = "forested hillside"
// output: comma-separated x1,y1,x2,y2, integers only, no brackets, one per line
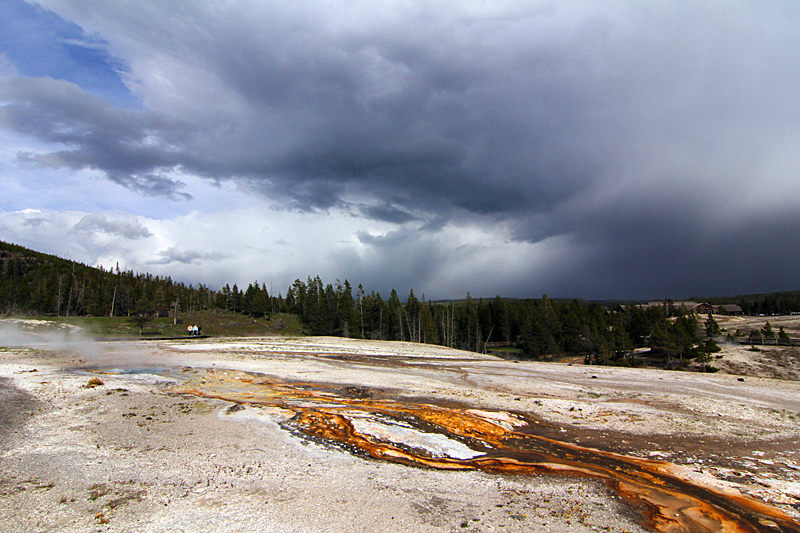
0,240,226,318
2,240,797,368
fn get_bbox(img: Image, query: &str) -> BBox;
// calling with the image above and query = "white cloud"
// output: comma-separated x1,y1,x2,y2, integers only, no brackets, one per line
73,213,152,239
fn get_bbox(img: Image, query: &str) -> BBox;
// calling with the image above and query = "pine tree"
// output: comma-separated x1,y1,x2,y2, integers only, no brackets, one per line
419,295,439,344
386,289,403,341
704,314,721,337
337,280,358,338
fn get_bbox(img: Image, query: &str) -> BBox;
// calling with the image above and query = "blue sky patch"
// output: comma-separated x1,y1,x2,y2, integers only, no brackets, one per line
0,0,138,108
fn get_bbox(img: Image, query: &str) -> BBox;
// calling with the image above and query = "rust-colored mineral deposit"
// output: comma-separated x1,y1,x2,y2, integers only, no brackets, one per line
171,369,800,533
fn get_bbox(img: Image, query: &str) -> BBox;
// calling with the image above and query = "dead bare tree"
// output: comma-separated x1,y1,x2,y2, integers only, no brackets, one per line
109,286,117,317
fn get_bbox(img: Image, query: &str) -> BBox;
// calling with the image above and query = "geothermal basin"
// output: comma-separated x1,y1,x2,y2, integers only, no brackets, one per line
1,330,799,532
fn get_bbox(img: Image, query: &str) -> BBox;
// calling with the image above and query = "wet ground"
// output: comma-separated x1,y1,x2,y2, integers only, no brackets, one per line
0,377,40,452
168,366,800,533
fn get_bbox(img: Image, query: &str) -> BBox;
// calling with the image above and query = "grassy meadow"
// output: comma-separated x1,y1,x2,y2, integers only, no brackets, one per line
9,311,304,339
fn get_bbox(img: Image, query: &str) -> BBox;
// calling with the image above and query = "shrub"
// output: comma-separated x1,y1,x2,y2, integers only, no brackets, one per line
86,377,104,388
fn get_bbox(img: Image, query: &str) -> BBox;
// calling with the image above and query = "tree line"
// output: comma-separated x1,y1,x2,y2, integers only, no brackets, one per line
2,239,798,369
282,276,727,367
698,290,800,316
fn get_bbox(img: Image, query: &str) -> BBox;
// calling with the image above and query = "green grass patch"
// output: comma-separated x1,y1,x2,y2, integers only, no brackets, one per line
9,311,305,339
486,346,524,359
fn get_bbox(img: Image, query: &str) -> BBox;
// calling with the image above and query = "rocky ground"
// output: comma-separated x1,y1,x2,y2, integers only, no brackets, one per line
1,320,799,532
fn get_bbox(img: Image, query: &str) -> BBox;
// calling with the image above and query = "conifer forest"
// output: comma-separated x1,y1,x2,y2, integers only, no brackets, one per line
2,240,799,367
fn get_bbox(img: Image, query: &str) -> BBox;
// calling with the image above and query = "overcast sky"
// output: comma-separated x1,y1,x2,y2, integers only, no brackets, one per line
1,0,799,301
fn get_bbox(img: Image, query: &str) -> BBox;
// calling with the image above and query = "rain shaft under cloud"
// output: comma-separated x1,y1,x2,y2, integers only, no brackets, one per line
1,0,799,299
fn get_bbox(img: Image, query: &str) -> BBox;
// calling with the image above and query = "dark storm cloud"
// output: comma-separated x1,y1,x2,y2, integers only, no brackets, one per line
3,1,800,297
107,173,192,200
0,76,197,199
544,207,800,301
261,179,346,213
359,203,418,224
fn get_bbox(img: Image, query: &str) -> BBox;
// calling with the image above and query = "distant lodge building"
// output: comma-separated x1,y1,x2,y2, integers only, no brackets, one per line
715,304,744,315
631,301,743,315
